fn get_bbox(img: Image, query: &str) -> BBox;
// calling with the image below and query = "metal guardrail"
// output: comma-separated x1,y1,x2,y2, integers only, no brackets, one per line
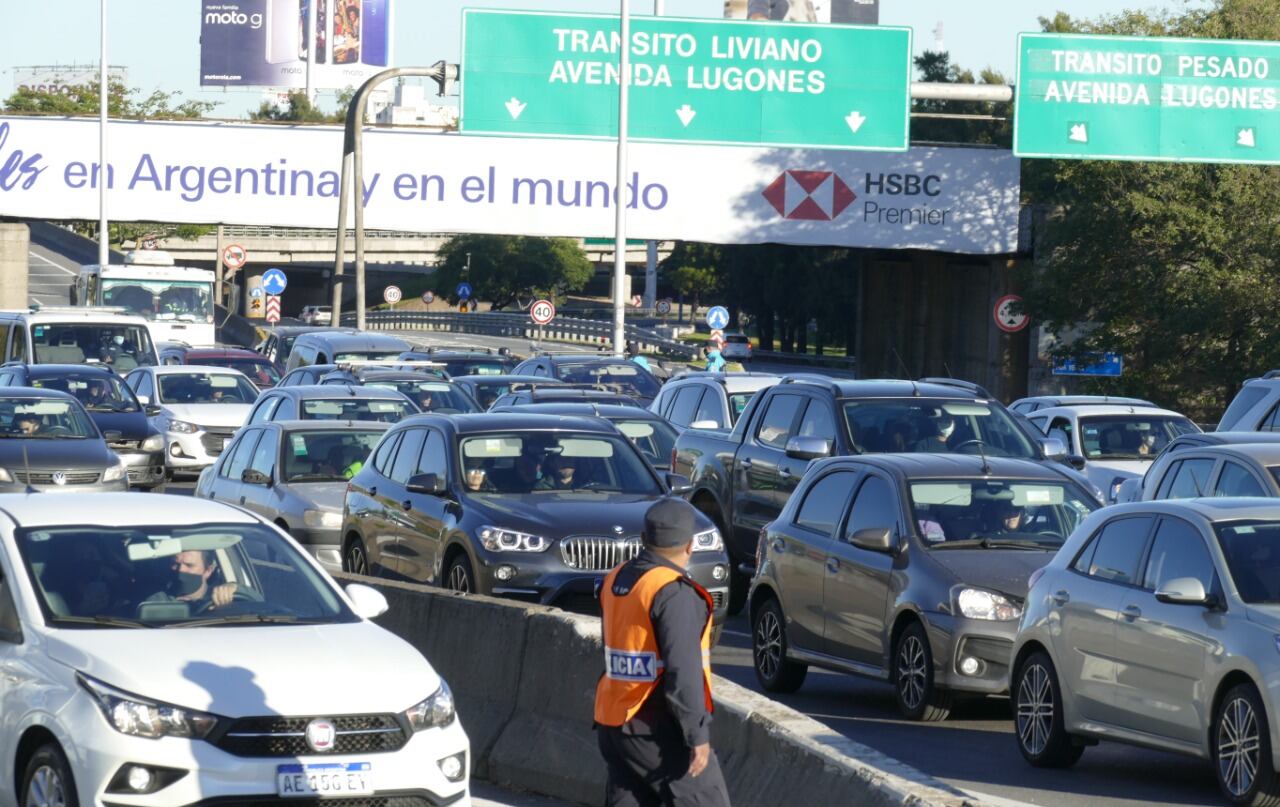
341,310,701,360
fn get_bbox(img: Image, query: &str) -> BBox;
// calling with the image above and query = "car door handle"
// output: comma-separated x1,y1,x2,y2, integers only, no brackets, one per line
239,496,246,505
826,558,839,574
771,539,785,553
1122,605,1142,622
369,487,377,498
778,468,793,480
402,500,413,511
1051,590,1070,606
740,459,753,470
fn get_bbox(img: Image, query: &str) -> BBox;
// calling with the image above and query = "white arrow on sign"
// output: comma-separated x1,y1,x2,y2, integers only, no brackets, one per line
844,111,867,133
675,104,696,127
505,97,527,120
1238,128,1256,148
1069,123,1089,143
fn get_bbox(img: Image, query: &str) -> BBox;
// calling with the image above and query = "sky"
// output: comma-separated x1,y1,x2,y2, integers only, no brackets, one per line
3,1,1203,118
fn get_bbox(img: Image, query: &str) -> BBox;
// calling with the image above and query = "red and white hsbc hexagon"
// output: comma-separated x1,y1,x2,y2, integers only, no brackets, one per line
762,171,857,221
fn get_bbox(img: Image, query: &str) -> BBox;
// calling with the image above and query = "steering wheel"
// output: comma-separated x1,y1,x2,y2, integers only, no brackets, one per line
951,439,986,453
194,586,263,614
44,425,72,436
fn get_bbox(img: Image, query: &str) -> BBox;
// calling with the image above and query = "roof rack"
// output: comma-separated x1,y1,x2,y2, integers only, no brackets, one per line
338,360,444,370
780,374,843,396
919,377,994,399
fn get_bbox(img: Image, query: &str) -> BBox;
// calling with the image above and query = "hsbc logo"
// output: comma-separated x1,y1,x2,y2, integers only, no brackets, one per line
762,171,856,221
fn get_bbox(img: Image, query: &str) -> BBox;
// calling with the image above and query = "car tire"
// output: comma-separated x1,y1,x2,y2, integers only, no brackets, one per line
446,553,476,594
343,539,371,577
752,596,807,693
1013,650,1084,768
1214,682,1280,806
893,621,952,722
21,743,78,807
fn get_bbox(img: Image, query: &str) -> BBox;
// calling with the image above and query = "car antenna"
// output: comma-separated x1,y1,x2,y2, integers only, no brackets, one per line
976,439,992,475
890,346,911,382
21,445,35,495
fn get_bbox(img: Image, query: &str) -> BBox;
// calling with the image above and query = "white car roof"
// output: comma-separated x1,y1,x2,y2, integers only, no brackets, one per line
0,493,257,529
1035,404,1188,419
150,365,251,378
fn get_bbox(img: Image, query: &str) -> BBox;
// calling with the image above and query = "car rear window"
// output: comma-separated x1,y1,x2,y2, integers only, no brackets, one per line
1218,384,1270,431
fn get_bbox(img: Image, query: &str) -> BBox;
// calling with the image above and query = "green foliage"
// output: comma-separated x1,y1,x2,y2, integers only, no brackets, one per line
1021,0,1280,420
249,89,354,124
433,234,592,310
3,81,214,119
667,265,718,309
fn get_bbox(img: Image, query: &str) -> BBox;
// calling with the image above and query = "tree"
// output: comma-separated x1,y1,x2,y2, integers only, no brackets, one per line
910,51,1011,147
433,234,592,310
1020,0,1280,420
249,89,354,124
667,265,718,312
4,80,214,119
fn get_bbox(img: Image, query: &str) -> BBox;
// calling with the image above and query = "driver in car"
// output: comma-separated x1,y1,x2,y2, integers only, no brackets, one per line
144,550,237,611
536,454,577,491
911,414,957,452
13,413,42,436
981,501,1027,535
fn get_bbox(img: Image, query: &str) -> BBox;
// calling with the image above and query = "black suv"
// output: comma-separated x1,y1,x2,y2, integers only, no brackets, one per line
511,355,662,406
490,386,643,409
398,347,517,377
340,412,730,621
317,368,480,414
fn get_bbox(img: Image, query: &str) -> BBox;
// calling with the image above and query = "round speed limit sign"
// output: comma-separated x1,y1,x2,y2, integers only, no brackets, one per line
383,285,403,304
993,294,1028,333
530,299,556,325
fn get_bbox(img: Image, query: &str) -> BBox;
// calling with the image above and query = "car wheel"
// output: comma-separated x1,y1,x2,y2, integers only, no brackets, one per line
752,597,807,693
893,621,952,722
446,553,476,594
1215,683,1280,806
22,743,78,807
1014,650,1084,768
343,539,370,576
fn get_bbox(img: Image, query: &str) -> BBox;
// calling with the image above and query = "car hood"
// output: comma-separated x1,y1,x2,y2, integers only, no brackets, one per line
925,547,1055,599
160,403,253,429
45,621,438,716
464,491,709,537
0,437,116,470
87,410,151,440
279,481,348,511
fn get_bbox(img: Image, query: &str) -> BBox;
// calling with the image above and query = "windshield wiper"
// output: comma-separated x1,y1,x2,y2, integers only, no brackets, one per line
930,537,1050,551
51,615,156,629
172,614,327,628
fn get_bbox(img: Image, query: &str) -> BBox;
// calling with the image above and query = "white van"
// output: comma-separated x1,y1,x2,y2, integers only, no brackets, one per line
0,307,160,372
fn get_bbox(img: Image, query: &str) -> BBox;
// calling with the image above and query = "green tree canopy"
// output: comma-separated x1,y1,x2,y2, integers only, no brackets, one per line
433,234,593,310
4,80,214,119
249,89,354,124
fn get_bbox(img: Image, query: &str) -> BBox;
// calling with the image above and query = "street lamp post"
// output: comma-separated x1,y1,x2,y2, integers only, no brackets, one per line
98,0,109,269
611,0,632,357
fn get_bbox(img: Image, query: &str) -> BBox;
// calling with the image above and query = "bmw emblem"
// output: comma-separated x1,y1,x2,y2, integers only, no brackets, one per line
305,718,337,753
612,525,625,535
51,472,67,487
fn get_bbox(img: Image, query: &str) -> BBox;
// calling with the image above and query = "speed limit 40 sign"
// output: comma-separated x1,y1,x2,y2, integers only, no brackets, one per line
530,299,556,325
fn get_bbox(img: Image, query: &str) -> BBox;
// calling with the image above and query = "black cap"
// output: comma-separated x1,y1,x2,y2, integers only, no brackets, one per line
642,497,698,548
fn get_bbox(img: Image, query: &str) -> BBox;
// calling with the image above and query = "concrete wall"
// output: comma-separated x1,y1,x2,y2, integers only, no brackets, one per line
339,574,982,807
0,224,30,309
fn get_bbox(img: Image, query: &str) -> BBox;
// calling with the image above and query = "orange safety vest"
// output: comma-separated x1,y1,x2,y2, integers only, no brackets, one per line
594,564,715,727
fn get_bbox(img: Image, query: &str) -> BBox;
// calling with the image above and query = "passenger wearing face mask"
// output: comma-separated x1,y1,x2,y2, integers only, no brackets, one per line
911,414,957,453
144,550,237,612
98,334,128,366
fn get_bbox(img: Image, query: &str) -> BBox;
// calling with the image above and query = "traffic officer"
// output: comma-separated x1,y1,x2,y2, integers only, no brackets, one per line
595,498,731,807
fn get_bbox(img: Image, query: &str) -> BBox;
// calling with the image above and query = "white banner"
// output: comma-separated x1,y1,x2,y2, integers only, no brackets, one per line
0,116,1020,254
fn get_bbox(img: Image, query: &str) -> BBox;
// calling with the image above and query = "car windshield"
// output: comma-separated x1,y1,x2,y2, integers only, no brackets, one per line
301,397,415,423
31,374,139,413
366,381,479,414
910,479,1097,549
844,399,1039,458
0,398,97,439
442,359,512,376
157,372,258,404
189,357,281,388
557,362,660,398
459,432,661,495
282,429,384,482
614,418,678,468
16,523,353,627
1215,520,1280,604
32,323,157,371
102,278,214,322
1077,415,1198,460
728,393,756,424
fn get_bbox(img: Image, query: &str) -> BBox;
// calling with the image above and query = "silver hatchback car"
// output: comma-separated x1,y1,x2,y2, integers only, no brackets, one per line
1012,498,1280,805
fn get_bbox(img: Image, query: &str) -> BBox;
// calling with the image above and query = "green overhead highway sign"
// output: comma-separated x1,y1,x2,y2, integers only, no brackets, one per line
459,9,911,150
1015,32,1280,164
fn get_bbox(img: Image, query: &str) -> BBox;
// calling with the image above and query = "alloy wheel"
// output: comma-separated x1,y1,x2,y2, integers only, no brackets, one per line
449,563,471,593
345,543,368,575
897,634,927,710
1219,695,1262,798
25,766,66,807
755,609,783,680
1017,661,1055,757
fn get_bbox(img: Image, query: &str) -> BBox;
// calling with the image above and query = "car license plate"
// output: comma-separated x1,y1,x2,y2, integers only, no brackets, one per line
276,763,373,798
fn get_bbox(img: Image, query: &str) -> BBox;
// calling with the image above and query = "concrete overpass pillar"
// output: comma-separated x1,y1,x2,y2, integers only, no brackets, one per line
0,224,30,309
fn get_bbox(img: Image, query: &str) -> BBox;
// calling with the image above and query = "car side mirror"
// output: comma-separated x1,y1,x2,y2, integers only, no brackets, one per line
345,583,389,618
102,430,123,442
1064,454,1087,471
1155,577,1214,607
665,473,693,495
1040,437,1067,459
406,472,447,495
785,436,831,461
135,394,151,406
241,468,272,487
689,419,720,430
145,404,162,416
849,527,895,553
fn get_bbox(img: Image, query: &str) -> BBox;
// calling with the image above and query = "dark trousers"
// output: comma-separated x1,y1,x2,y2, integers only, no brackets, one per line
597,721,731,807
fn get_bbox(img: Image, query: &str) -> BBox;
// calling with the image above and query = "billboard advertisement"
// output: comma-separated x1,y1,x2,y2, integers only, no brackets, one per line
723,0,878,24
200,0,393,89
12,66,129,97
0,116,1020,254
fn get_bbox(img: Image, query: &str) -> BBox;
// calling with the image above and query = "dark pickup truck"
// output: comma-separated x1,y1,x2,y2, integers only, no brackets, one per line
672,376,1099,613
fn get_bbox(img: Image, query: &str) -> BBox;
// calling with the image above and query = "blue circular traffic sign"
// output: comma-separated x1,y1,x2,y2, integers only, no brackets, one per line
262,268,288,296
706,306,730,330
456,282,473,300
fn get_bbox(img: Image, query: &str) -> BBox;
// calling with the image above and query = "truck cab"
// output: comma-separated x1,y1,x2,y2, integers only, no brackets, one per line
75,250,218,347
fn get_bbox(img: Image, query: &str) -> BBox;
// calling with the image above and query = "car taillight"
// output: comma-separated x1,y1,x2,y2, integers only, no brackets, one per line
1027,566,1047,591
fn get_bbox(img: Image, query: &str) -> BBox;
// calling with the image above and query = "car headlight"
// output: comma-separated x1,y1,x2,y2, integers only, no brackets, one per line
103,462,126,482
162,418,198,435
478,525,549,552
692,527,724,552
955,587,1022,621
303,509,343,529
403,680,455,731
78,673,218,739
141,434,165,452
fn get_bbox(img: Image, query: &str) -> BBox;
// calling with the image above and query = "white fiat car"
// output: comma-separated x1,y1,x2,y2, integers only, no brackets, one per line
0,494,469,806
124,366,258,476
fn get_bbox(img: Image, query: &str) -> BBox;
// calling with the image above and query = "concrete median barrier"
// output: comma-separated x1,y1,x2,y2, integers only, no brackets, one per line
338,573,983,807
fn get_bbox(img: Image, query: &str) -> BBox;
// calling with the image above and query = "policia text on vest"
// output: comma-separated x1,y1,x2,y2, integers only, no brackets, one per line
594,499,732,807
